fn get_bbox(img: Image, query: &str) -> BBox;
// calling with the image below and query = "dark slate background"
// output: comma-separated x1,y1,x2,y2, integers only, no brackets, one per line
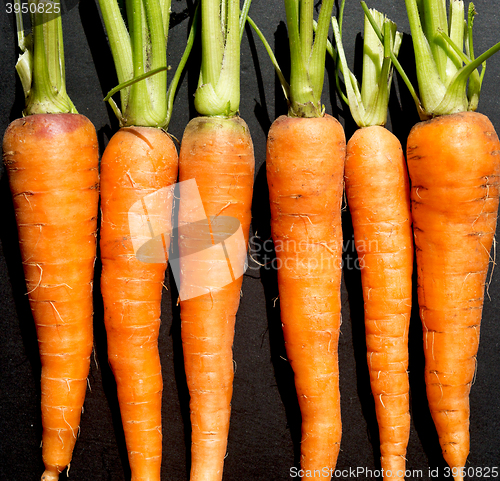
1,1,499,480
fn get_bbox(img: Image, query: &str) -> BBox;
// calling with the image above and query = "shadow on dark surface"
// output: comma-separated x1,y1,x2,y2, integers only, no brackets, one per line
0,173,44,476
243,20,289,137
326,28,382,464
250,161,302,468
168,265,192,479
91,240,132,481
274,22,291,120
79,0,120,139
0,175,40,381
388,33,421,149
167,191,191,477
9,77,27,124
169,0,199,140
246,26,272,137
324,52,342,122
327,32,363,138
185,1,202,122
170,5,190,29
6,10,27,122
407,265,448,479
341,206,382,470
245,20,303,468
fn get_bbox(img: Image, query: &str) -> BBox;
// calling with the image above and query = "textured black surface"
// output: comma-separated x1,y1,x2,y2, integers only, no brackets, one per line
1,1,499,480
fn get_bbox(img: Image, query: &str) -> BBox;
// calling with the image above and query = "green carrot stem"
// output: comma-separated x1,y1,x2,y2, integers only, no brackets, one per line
403,0,500,118
124,0,168,127
160,0,171,48
435,40,500,115
165,5,200,127
104,67,168,102
465,3,482,110
285,0,335,117
361,2,423,118
194,0,250,117
309,0,334,102
333,4,402,128
200,0,224,88
239,0,252,42
17,0,76,115
97,0,133,112
285,0,315,116
300,0,314,57
98,0,173,128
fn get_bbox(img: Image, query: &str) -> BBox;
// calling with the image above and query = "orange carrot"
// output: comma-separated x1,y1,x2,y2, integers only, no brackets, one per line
251,0,342,476
399,1,500,478
267,114,345,475
406,111,500,479
96,0,196,476
3,4,99,479
333,7,412,478
345,126,412,478
3,113,99,481
178,116,254,480
176,1,254,479
100,126,178,480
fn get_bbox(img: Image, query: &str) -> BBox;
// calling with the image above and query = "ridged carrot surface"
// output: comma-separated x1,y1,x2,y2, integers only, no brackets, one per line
178,116,254,481
266,114,345,477
100,126,178,481
406,111,500,480
3,113,99,481
345,125,412,479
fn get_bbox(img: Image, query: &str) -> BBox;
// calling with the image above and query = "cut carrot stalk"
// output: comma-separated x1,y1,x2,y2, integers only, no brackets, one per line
2,3,99,479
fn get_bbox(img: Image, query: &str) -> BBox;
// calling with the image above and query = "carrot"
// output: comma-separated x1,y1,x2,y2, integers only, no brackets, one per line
178,116,254,480
100,126,178,479
396,1,500,478
332,7,412,479
407,111,499,479
96,0,195,478
176,1,254,479
267,114,344,475
345,127,412,478
249,0,343,476
2,5,99,480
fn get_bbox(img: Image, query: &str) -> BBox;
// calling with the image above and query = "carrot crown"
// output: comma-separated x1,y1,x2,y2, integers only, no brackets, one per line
332,5,402,127
98,0,196,128
247,0,335,118
193,0,251,118
284,0,335,118
402,0,500,119
14,0,77,115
